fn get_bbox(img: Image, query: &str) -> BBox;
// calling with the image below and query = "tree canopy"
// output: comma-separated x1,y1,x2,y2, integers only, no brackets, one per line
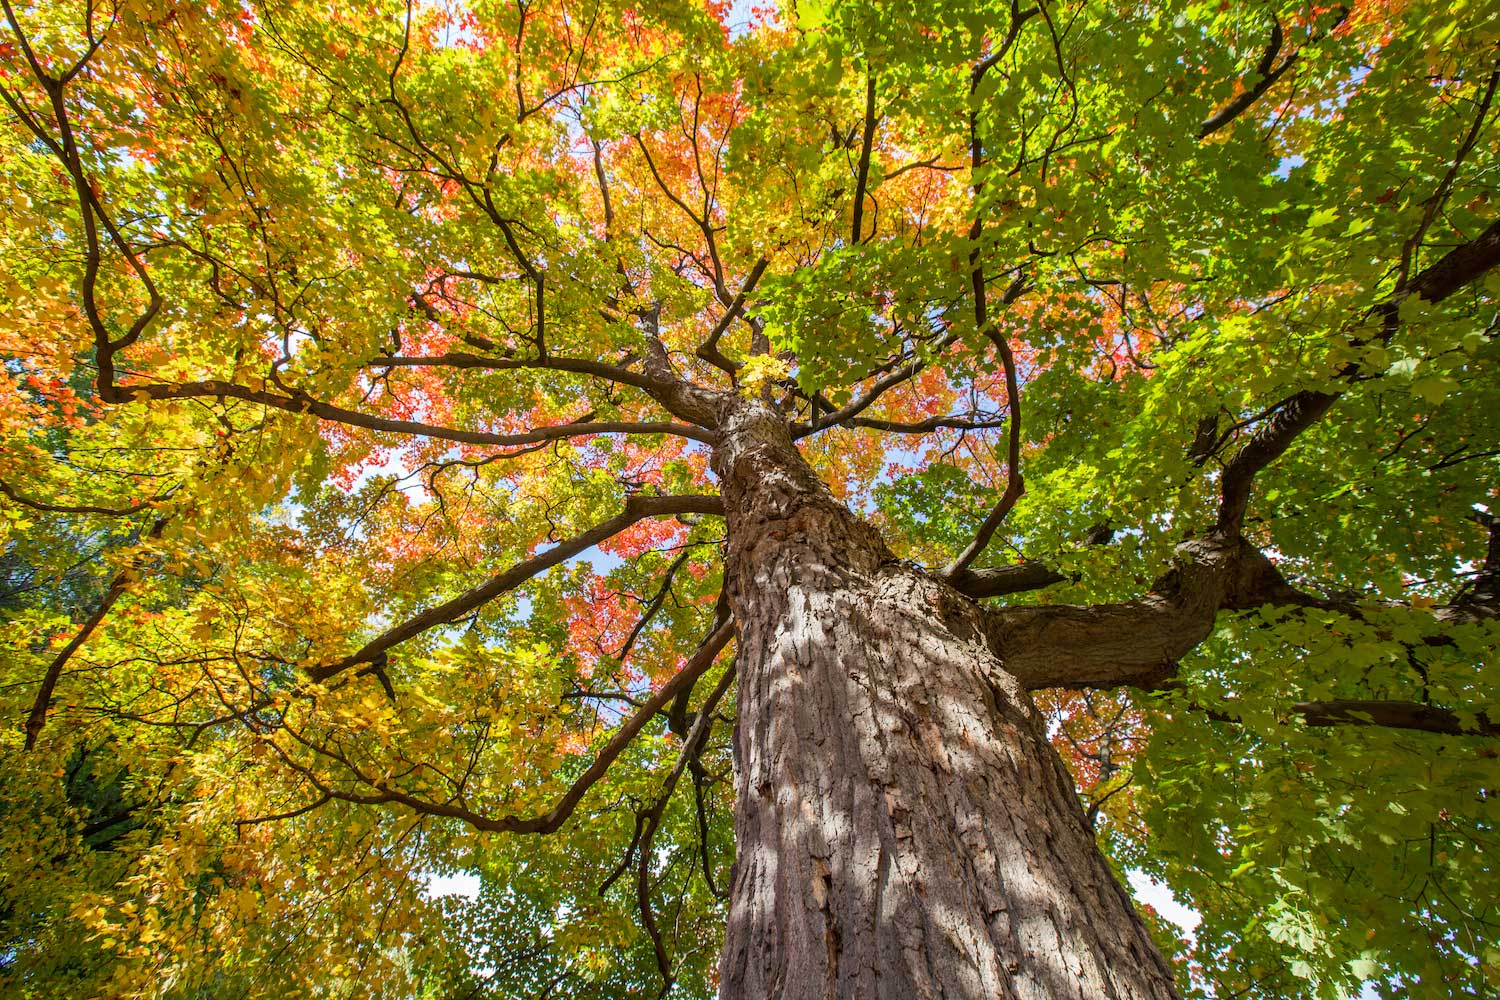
1,0,1497,997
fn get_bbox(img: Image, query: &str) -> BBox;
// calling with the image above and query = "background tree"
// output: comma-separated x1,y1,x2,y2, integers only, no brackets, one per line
1,0,1497,997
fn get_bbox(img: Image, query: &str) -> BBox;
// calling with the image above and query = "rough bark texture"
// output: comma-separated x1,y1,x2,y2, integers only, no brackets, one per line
713,400,1180,1000
988,536,1302,692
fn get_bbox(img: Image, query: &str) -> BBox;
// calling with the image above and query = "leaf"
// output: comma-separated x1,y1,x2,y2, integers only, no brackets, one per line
1409,376,1455,405
1305,207,1339,229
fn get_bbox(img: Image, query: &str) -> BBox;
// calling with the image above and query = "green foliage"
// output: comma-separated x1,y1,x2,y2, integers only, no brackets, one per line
874,462,988,555
1133,611,1500,998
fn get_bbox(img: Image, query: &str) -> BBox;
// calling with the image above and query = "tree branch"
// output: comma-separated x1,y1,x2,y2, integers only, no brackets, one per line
284,619,735,835
947,526,1113,599
365,349,672,395
1217,215,1500,534
996,519,1498,694
25,517,168,750
939,45,1032,577
616,550,693,664
1466,509,1500,608
1198,16,1294,139
940,332,1024,576
793,333,958,438
311,495,723,682
1197,8,1348,140
106,377,718,447
696,256,769,375
850,71,878,244
0,479,175,517
986,536,1301,690
605,655,736,996
1291,700,1500,738
844,414,1009,434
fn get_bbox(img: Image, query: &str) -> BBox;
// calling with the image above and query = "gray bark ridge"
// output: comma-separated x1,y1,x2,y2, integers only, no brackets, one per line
713,399,1181,1000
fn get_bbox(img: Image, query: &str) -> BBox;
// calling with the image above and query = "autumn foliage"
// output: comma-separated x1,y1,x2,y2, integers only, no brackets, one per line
1,0,1498,997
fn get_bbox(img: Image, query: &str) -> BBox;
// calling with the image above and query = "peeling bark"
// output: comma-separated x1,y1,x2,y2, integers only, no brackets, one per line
712,400,1180,1000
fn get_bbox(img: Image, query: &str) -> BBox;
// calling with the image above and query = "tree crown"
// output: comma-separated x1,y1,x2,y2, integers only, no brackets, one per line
1,0,1497,996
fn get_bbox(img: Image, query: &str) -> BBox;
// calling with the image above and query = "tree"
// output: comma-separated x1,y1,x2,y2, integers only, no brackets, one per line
1,0,1496,996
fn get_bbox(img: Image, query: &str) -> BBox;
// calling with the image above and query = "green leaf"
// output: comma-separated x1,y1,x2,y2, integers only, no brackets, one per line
1306,207,1339,229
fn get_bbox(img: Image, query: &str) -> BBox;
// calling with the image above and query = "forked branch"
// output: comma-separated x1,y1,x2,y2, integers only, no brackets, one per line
278,619,735,835
1217,215,1500,534
311,494,724,682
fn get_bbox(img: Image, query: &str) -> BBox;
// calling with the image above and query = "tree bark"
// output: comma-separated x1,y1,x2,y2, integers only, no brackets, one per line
712,400,1180,1000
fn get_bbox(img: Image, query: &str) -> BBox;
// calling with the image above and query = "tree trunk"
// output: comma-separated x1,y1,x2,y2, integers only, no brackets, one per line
712,401,1180,1000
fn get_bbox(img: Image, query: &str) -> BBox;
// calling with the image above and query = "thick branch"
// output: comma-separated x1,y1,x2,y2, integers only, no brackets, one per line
310,495,723,682
637,314,725,427
1197,8,1351,140
1401,216,1500,305
987,536,1298,690
106,378,716,447
1292,699,1500,738
995,529,1496,693
1216,389,1339,533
